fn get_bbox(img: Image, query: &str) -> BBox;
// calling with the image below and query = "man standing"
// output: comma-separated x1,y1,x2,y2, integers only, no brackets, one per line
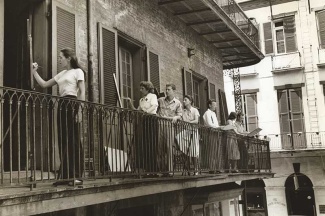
157,84,182,176
202,99,223,173
203,99,219,128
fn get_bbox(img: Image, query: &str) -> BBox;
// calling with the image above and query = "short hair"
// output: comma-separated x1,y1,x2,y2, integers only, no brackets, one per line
166,83,176,90
228,112,237,120
236,112,243,121
184,95,194,105
207,99,216,107
140,81,154,93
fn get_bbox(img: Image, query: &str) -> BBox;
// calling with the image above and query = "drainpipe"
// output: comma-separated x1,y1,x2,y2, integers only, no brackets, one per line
87,0,94,102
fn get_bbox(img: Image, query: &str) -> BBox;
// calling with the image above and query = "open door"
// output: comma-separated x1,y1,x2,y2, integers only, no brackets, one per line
3,0,51,181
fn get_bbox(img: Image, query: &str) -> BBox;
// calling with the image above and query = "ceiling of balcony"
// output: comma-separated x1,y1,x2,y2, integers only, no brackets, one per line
158,0,264,69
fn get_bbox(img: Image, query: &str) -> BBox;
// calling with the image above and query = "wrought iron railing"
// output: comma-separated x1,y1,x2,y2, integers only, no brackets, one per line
214,0,260,48
259,132,325,151
0,86,271,186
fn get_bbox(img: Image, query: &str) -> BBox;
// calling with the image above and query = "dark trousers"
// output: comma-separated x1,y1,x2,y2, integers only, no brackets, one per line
57,96,84,179
238,138,248,170
134,115,158,172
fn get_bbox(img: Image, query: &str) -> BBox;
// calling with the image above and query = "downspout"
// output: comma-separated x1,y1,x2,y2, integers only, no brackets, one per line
87,0,94,102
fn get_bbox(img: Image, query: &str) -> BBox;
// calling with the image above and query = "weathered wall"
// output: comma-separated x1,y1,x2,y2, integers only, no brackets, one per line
54,0,224,117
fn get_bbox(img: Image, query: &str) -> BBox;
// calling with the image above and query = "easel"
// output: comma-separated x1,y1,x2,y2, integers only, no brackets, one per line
104,74,133,173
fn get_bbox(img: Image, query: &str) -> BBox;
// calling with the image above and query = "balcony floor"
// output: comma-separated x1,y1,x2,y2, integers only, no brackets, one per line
0,171,273,216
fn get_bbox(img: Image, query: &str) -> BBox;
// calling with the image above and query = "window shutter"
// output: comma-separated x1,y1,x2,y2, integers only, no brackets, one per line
263,22,274,54
289,89,304,133
278,90,290,134
99,25,118,106
284,16,297,52
56,7,76,74
148,51,160,93
317,10,325,49
182,68,193,97
208,83,216,100
218,89,228,125
245,94,258,131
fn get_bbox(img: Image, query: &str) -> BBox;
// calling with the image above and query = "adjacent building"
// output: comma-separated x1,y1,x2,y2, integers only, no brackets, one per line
225,0,325,215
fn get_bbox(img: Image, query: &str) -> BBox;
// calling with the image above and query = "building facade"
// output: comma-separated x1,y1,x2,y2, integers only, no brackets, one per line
0,0,271,215
224,0,325,215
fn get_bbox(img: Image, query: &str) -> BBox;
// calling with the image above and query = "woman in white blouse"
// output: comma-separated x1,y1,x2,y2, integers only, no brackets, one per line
126,81,159,173
126,81,158,114
176,95,200,175
32,48,85,186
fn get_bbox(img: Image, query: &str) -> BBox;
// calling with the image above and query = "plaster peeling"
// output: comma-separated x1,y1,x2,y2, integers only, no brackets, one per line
115,10,128,21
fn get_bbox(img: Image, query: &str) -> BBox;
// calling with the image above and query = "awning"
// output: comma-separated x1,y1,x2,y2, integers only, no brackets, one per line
158,0,264,69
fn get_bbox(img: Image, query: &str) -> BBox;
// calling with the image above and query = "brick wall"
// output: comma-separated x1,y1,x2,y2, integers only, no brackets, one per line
55,0,224,118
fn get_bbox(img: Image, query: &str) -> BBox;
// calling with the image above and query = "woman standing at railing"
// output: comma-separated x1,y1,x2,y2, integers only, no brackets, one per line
32,48,85,186
234,112,249,172
125,81,159,174
226,112,240,173
176,95,200,175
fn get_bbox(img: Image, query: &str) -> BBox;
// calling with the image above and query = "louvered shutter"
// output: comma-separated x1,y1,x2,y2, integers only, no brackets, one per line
263,22,274,54
218,89,228,125
317,10,325,49
209,83,216,100
56,7,76,74
289,89,303,133
284,16,297,53
183,68,193,97
245,94,258,131
99,26,118,106
148,51,160,93
278,90,290,134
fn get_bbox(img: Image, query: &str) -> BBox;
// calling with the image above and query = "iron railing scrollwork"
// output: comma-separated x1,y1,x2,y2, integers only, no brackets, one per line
0,86,270,186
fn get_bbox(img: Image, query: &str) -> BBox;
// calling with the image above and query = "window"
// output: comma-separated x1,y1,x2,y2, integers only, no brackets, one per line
263,16,297,54
98,26,160,107
193,78,200,107
242,180,268,216
182,68,209,113
277,88,305,149
241,93,258,132
119,47,133,105
274,21,285,54
316,10,325,49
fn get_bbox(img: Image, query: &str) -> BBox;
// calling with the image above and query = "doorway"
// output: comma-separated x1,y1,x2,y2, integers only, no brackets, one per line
285,173,316,216
3,0,50,172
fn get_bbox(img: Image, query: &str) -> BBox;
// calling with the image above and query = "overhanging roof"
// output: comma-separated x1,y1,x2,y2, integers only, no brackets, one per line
158,0,265,69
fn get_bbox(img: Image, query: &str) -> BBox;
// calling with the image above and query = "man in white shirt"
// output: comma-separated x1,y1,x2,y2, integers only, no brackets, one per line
202,99,224,173
203,99,219,128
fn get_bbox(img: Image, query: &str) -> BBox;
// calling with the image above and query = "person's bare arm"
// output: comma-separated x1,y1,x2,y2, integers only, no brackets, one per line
32,63,57,88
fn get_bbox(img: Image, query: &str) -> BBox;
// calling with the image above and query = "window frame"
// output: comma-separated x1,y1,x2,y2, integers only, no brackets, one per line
274,20,286,54
119,47,133,102
241,93,258,132
316,9,325,49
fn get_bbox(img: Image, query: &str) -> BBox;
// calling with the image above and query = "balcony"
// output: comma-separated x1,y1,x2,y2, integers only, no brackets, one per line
0,86,272,184
0,86,272,214
260,132,325,151
271,52,303,73
158,0,264,69
239,64,257,76
317,48,325,67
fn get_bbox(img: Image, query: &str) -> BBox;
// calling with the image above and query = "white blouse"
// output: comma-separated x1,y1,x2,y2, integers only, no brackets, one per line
54,68,84,97
138,93,158,114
